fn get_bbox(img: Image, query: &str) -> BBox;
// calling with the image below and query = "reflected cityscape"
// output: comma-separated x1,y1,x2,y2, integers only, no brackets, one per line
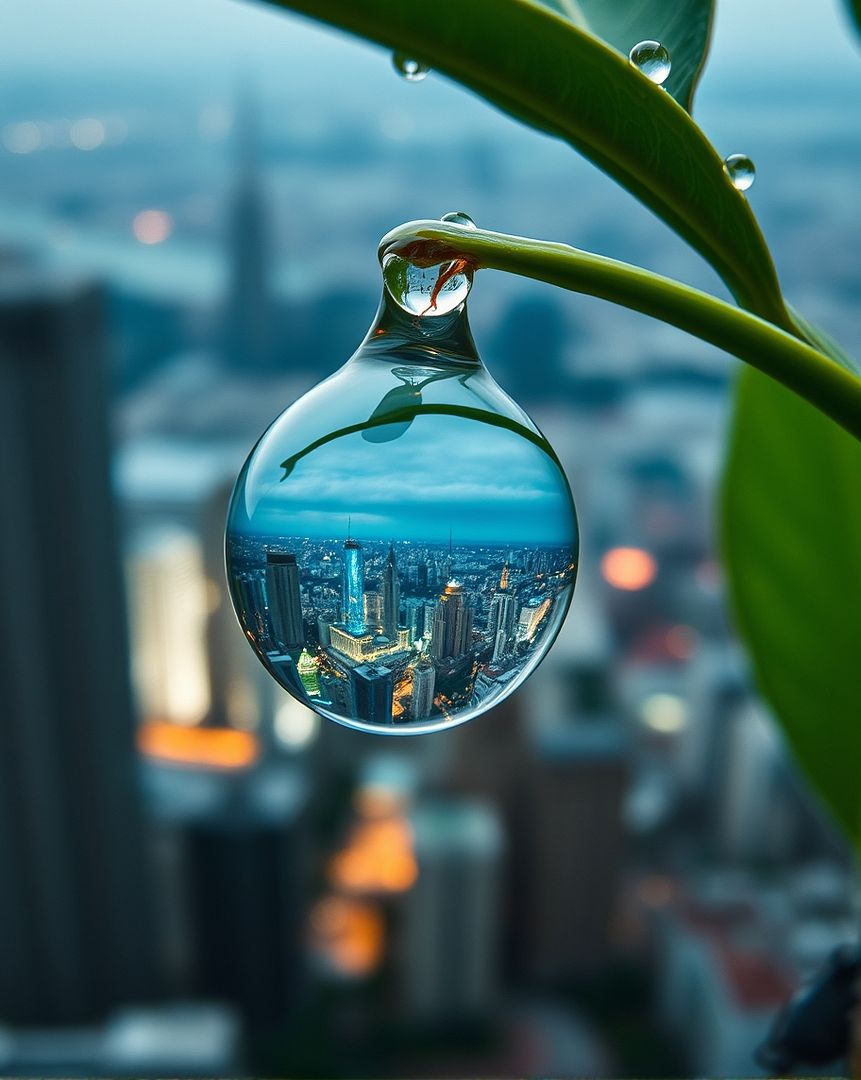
228,530,575,730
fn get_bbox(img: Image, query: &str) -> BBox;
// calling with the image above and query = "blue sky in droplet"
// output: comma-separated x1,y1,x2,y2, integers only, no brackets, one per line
236,414,576,546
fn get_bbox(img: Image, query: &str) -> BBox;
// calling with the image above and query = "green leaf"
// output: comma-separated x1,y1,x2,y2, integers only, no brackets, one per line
539,0,715,111
379,220,861,440
844,0,861,38
721,366,861,840
263,0,788,324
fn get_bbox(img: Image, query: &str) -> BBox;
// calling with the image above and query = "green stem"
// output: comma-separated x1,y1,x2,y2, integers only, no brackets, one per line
381,221,861,441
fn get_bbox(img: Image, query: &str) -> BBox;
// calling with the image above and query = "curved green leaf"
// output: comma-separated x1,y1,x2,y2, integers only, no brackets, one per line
843,0,861,38
721,369,861,840
540,0,715,111
264,0,788,324
378,220,861,440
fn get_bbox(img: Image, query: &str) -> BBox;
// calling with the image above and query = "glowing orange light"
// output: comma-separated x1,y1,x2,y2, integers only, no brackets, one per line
328,816,418,895
132,209,173,245
309,896,385,977
137,720,259,770
601,547,658,591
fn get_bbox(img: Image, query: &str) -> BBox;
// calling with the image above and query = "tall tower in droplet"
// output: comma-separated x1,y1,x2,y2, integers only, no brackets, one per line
381,543,401,641
222,85,275,371
342,537,365,635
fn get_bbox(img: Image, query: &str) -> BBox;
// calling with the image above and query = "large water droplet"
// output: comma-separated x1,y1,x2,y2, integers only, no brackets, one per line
392,53,429,82
723,153,756,191
382,251,472,317
225,226,578,736
628,40,672,85
441,211,477,229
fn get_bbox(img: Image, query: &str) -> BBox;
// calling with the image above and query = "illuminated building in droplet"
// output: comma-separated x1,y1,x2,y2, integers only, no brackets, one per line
297,648,321,696
342,537,365,634
430,580,474,660
517,596,552,642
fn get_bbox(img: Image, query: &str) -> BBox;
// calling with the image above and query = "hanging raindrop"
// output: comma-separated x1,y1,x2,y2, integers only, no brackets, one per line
723,153,756,191
225,219,579,735
628,40,672,86
392,53,430,82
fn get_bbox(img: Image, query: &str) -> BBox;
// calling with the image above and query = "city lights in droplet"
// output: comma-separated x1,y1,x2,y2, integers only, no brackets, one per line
69,117,106,151
641,693,688,734
601,546,658,590
132,209,173,245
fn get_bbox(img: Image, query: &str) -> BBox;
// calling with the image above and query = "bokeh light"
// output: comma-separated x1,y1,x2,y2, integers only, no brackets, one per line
601,546,658,590
132,208,173,244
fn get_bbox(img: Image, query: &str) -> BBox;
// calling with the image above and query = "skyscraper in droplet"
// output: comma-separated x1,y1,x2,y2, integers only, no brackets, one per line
431,581,474,660
411,653,436,720
351,663,393,725
265,551,303,648
342,538,365,634
381,543,401,641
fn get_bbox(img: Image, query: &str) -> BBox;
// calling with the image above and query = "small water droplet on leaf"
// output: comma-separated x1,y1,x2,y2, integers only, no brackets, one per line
392,53,429,82
628,40,671,85
723,153,756,191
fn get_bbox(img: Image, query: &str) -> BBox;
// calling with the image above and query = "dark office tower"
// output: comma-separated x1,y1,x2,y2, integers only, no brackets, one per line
0,274,160,1021
417,562,429,590
381,543,401,640
342,537,365,634
431,581,474,660
265,551,303,648
222,90,274,371
168,766,311,1025
351,664,393,725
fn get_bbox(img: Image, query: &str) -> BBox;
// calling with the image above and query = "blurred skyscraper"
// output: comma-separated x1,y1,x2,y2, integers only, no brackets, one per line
222,91,275,371
0,271,161,1021
398,799,504,1022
